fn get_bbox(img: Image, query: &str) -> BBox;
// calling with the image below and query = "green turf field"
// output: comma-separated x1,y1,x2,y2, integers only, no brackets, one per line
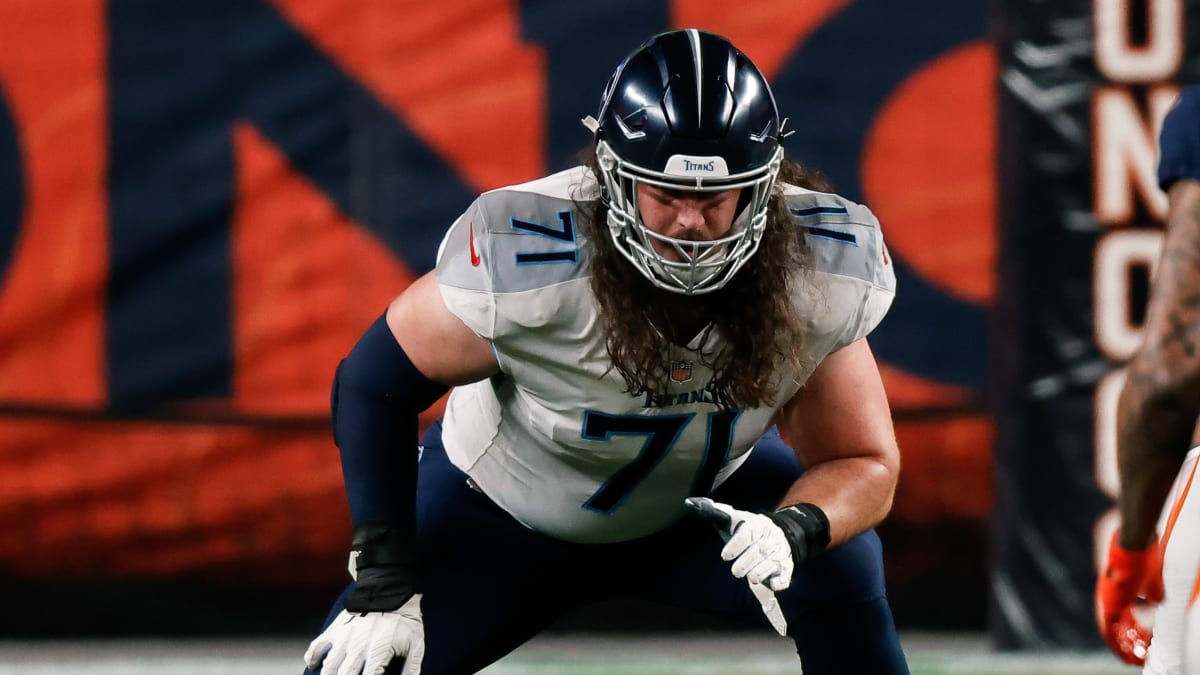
0,633,1140,674
478,633,1138,675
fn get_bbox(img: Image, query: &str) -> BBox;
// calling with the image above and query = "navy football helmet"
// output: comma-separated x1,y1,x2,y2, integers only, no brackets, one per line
584,29,784,294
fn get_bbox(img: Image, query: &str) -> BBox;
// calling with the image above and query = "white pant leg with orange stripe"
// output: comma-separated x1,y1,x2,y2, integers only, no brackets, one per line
1145,448,1200,675
1185,567,1200,675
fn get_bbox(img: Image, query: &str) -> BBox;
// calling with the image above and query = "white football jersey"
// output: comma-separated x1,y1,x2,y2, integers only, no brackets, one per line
434,166,895,544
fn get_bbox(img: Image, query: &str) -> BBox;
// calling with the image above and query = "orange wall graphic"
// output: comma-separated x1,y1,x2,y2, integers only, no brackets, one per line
0,0,994,584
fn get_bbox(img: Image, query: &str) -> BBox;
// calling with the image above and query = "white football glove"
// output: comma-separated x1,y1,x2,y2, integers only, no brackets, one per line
303,593,425,675
686,497,793,636
688,497,795,590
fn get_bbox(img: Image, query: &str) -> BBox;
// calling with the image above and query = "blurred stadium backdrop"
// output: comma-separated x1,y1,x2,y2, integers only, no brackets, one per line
0,0,1192,663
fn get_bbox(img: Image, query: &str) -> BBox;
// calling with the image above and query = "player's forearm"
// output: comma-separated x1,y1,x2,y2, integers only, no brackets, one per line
776,454,897,548
335,314,449,527
1116,450,1183,549
1115,367,1195,547
1115,183,1200,546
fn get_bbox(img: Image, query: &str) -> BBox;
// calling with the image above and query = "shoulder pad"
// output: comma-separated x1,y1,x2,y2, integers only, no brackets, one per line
437,168,598,294
781,186,894,293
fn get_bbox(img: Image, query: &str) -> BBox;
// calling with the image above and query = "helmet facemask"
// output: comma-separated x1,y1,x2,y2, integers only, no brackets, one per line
595,139,782,295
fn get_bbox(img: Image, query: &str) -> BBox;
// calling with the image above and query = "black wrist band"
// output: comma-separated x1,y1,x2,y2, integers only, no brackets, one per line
344,524,418,613
351,524,418,569
765,502,831,567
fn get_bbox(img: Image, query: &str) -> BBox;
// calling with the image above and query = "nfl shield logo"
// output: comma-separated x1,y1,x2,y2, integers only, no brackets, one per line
670,360,694,384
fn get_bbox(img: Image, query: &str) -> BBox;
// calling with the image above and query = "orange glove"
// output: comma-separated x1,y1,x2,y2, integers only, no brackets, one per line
1095,530,1162,666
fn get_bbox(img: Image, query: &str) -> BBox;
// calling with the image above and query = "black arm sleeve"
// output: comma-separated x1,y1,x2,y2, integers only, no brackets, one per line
332,313,448,610
333,313,449,527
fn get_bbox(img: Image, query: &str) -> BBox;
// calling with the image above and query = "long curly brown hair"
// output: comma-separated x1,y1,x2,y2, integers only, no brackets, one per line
574,147,832,409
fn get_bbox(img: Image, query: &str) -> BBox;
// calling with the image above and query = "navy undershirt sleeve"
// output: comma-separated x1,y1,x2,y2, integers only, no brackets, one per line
1159,86,1200,191
332,313,449,528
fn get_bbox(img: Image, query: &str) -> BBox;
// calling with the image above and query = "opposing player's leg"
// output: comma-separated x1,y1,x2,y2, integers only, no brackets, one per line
1145,449,1200,675
1186,571,1200,675
304,422,601,675
635,427,909,674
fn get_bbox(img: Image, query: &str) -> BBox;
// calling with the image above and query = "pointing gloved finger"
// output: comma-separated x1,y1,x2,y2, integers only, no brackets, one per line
685,497,735,535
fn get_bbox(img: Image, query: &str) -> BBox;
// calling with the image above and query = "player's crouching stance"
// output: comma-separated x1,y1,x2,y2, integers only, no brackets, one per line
304,29,909,675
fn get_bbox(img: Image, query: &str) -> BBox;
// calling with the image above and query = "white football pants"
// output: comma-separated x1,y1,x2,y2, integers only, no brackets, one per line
1145,448,1200,675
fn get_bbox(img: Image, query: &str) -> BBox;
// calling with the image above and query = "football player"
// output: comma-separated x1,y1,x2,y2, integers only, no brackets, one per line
1096,85,1200,675
303,29,909,675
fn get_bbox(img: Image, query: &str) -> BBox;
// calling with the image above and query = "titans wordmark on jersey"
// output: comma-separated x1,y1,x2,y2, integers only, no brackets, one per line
434,167,895,544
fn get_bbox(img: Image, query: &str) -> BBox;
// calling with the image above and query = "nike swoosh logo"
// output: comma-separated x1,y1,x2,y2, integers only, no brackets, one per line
469,222,481,266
